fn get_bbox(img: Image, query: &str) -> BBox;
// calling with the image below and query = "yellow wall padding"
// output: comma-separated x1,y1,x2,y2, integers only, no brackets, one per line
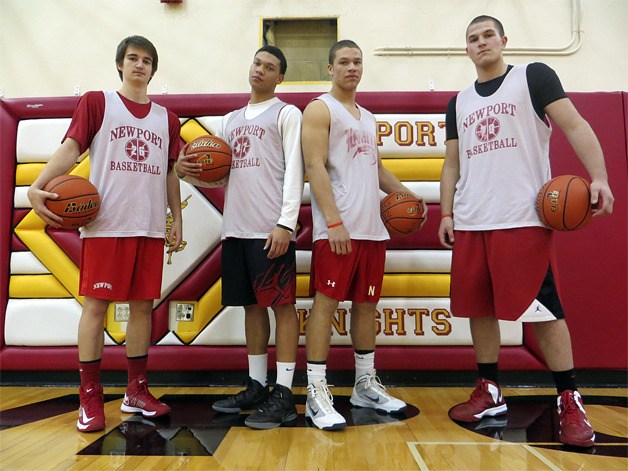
381,158,444,181
16,163,80,186
15,163,47,186
180,120,212,144
176,280,223,344
9,274,71,298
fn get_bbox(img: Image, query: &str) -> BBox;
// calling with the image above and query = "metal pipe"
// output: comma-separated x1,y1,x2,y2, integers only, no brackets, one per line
373,0,581,57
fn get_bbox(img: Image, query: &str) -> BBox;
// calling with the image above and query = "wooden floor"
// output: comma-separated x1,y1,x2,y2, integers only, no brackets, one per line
0,385,626,470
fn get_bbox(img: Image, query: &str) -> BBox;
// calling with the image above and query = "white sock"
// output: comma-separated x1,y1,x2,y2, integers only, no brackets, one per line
306,362,327,386
248,354,268,386
276,361,296,389
354,351,375,383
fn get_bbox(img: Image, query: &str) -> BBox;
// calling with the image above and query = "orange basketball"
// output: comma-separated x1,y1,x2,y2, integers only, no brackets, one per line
184,134,232,183
380,191,425,237
536,175,592,231
43,175,101,229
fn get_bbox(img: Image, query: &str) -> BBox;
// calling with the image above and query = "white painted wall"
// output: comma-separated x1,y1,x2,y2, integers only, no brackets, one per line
0,0,626,98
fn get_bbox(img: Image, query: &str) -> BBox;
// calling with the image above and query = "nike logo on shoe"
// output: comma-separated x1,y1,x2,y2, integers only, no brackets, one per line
80,408,94,424
364,395,380,402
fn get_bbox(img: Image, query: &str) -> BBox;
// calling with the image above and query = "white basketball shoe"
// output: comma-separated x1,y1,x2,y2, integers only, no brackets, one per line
350,372,407,413
305,382,346,431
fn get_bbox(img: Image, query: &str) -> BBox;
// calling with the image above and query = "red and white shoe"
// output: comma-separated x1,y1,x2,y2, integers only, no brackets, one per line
558,390,595,447
121,375,171,418
449,378,507,422
77,382,105,432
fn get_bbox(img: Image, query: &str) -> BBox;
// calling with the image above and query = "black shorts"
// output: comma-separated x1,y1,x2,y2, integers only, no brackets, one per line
221,238,297,307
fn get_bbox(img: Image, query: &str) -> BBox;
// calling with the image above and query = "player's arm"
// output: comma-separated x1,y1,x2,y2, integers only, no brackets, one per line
377,153,427,229
545,98,614,216
27,138,81,228
166,115,183,252
166,165,183,252
438,139,460,248
265,106,304,259
302,99,351,255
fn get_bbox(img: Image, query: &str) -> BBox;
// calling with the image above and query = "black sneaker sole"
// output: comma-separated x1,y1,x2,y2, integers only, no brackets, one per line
245,413,298,430
212,405,243,414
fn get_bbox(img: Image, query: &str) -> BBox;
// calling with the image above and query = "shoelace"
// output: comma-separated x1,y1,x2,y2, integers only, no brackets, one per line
559,394,586,425
132,380,161,405
363,374,388,395
469,379,488,401
81,387,103,416
259,389,288,414
311,384,337,414
234,379,259,401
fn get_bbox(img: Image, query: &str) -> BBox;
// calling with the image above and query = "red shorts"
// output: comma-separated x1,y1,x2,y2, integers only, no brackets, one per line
450,227,557,321
79,237,164,301
309,239,386,303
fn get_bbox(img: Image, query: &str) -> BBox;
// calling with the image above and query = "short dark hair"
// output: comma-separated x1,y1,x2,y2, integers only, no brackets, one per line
255,45,287,75
466,15,505,38
115,36,159,81
329,39,361,65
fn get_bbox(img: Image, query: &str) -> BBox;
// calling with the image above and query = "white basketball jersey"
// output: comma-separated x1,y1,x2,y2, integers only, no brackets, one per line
81,91,170,238
454,65,551,230
311,94,388,242
222,101,288,238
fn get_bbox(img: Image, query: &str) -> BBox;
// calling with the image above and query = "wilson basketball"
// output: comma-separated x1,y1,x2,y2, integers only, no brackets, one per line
43,175,101,229
184,134,232,183
536,175,592,231
380,191,425,237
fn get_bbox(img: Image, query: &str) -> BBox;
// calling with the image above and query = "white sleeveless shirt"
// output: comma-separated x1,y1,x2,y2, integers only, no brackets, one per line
454,64,551,230
311,94,389,242
221,100,299,239
81,91,170,238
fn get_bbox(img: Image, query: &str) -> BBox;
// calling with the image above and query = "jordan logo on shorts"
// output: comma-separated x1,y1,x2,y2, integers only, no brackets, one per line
327,280,336,287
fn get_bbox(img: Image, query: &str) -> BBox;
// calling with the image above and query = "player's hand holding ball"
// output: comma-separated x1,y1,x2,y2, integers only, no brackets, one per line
380,191,427,237
175,134,232,188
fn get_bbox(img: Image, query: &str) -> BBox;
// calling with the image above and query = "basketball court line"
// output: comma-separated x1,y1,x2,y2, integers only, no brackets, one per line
406,441,563,471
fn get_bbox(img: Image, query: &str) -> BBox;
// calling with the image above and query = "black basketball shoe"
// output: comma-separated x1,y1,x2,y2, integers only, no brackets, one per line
212,377,270,414
244,384,298,430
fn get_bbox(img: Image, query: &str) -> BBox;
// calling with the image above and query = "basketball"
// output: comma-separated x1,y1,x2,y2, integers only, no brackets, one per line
536,175,593,231
43,175,101,229
380,191,425,237
184,134,232,183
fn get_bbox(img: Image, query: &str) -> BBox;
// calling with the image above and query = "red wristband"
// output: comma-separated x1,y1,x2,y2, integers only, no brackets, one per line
327,221,343,229
440,213,453,219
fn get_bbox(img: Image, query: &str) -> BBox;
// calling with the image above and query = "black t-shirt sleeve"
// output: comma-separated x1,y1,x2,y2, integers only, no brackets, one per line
445,94,458,141
526,62,567,119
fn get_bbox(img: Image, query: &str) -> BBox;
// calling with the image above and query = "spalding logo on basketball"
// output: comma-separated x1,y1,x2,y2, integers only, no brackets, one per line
43,175,101,230
184,135,232,184
380,191,425,237
536,175,592,231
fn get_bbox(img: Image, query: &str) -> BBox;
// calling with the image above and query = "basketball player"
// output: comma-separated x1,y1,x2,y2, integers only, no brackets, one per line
175,46,303,430
438,16,614,447
301,40,427,430
27,36,182,432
